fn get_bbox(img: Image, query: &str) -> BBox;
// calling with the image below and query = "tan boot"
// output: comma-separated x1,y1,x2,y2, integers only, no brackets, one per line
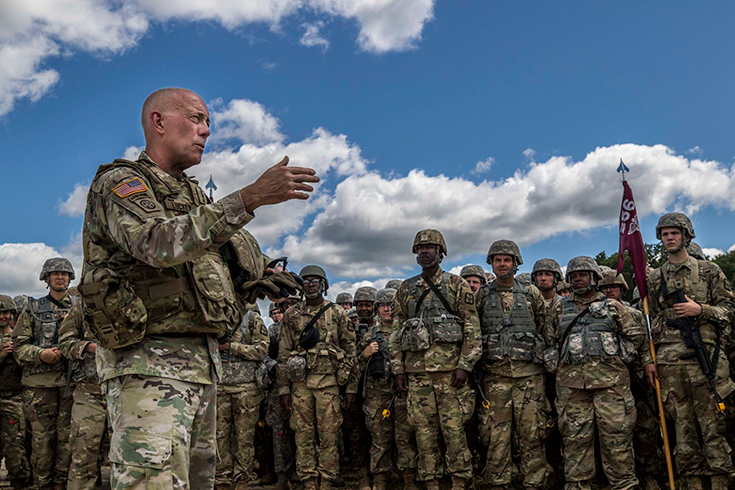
426,479,440,490
711,476,730,490
451,476,466,490
274,472,291,490
358,467,372,490
403,471,420,490
304,478,318,490
372,473,388,490
684,477,704,490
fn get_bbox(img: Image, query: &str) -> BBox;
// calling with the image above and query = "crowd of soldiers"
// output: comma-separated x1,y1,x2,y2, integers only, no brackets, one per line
0,210,733,490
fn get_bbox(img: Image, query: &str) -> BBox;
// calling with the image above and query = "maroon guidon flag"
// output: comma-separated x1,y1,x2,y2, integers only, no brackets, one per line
617,178,648,300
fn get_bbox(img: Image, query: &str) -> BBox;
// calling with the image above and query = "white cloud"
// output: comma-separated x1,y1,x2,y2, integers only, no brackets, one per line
58,182,90,217
0,0,435,116
522,148,536,160
702,248,724,259
300,21,330,50
729,244,735,253
471,157,494,175
211,98,285,146
687,146,703,156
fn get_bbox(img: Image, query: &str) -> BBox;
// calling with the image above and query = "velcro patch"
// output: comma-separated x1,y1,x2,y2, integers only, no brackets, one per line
464,292,475,305
113,178,148,198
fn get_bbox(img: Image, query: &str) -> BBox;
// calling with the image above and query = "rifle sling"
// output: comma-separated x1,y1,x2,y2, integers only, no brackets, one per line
299,302,335,346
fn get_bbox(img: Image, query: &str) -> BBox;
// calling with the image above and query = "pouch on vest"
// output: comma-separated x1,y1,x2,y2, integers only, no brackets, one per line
285,354,306,382
78,268,148,350
543,346,559,373
367,351,387,379
188,253,240,338
398,318,431,352
330,346,353,386
432,314,464,343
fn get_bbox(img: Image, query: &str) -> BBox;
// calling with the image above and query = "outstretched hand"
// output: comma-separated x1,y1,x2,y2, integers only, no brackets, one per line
240,157,320,213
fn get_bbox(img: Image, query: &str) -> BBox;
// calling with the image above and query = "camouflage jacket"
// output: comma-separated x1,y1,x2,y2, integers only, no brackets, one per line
13,293,74,388
389,268,481,375
219,310,269,394
276,299,358,395
83,152,256,384
476,280,547,377
357,319,396,393
547,291,650,389
647,256,735,365
59,302,99,384
0,330,23,392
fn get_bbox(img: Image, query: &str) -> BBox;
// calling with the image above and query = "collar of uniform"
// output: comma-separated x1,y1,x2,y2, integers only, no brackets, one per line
137,151,195,183
665,256,695,274
417,267,444,286
570,290,605,306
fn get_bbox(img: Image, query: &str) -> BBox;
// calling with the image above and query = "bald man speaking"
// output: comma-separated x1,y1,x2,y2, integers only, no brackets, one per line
78,88,319,489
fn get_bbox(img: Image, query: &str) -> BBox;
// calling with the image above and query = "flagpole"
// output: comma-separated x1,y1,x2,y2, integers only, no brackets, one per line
642,296,676,490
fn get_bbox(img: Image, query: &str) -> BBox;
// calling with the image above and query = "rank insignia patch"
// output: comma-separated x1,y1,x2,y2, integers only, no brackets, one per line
113,178,148,198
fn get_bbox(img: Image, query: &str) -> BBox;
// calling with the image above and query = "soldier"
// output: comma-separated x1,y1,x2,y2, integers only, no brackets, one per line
516,272,533,287
348,308,359,329
270,303,284,324
358,288,418,490
0,295,32,490
336,293,353,310
277,265,357,490
389,229,481,490
547,256,648,490
385,280,403,291
13,258,76,490
11,295,29,328
532,259,564,308
645,213,735,490
556,281,572,298
476,241,550,490
215,306,270,490
460,265,486,294
687,241,708,261
77,87,317,489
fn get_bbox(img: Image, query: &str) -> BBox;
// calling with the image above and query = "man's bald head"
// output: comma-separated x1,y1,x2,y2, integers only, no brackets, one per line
141,88,201,135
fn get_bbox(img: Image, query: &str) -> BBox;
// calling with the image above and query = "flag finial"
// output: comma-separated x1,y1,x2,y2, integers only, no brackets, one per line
617,158,630,181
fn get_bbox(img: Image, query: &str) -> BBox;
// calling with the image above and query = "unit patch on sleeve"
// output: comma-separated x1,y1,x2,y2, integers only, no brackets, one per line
112,178,148,198
464,293,475,305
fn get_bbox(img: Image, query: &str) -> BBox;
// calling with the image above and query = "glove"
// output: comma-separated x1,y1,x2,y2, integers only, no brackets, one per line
239,271,304,303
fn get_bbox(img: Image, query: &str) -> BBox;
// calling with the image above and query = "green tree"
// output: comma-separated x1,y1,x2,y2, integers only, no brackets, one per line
712,250,735,284
594,243,667,302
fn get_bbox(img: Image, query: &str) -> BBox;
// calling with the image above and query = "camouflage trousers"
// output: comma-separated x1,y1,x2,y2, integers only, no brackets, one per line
407,372,474,481
215,384,264,485
22,386,72,489
68,380,108,490
290,383,342,482
478,373,550,487
363,388,417,474
105,374,217,490
265,386,294,474
556,384,638,490
0,390,31,486
342,391,370,472
659,362,735,476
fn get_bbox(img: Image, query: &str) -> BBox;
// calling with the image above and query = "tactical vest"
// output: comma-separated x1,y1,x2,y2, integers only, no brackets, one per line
406,273,463,344
559,297,620,365
481,280,544,363
220,311,259,386
25,295,77,375
365,324,391,380
0,334,23,391
654,259,718,345
80,158,242,347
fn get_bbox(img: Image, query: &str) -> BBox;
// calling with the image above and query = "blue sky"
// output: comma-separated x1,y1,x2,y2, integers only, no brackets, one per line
1,1,734,296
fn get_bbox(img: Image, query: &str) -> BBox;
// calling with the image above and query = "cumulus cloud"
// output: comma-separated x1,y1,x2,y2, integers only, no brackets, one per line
471,157,494,175
0,0,435,116
58,182,90,217
210,99,285,146
687,146,703,156
523,148,536,160
702,248,724,259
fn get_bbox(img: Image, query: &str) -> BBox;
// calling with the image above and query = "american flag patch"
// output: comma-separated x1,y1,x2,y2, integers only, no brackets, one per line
112,178,148,198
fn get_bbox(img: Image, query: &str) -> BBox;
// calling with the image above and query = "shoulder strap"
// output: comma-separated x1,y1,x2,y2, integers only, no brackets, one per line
305,302,335,331
421,273,457,316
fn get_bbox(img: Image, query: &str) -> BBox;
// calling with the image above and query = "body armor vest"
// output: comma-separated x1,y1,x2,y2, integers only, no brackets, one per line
559,297,620,365
220,311,259,386
654,259,717,345
26,295,77,375
481,280,544,363
406,273,463,345
80,159,242,347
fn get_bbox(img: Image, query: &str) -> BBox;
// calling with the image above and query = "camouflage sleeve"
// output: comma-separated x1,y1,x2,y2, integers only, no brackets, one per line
454,278,481,373
544,300,562,346
701,264,735,327
610,300,647,363
389,284,409,375
631,308,653,366
230,313,269,361
92,167,254,269
528,285,548,334
646,271,664,327
276,310,297,396
58,303,91,361
356,331,372,375
12,311,43,364
336,307,358,394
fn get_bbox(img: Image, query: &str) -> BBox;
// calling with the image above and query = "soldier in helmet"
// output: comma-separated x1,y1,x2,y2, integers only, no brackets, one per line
389,229,481,490
687,241,708,261
358,288,418,490
385,280,403,291
277,265,357,490
516,272,532,287
0,295,32,489
645,213,735,490
556,281,572,298
11,295,30,328
476,241,550,490
532,259,564,305
13,257,77,490
336,293,354,310
460,265,486,294
348,308,358,329
547,257,649,490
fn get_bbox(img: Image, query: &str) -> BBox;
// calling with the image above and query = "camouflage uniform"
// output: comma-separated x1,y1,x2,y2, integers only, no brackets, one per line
647,254,735,477
79,152,262,489
58,302,108,490
264,320,295,476
215,309,269,486
390,267,481,483
0,295,32,489
13,291,75,490
547,257,650,490
276,296,357,484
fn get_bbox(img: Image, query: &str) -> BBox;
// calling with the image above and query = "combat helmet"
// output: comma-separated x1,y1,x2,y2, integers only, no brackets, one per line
39,257,75,282
354,286,377,303
565,256,603,295
598,269,629,292
299,265,329,291
376,288,396,305
385,280,402,290
460,265,487,285
0,295,16,313
268,302,282,315
13,295,29,313
656,212,695,245
486,240,523,265
516,273,532,286
335,292,353,304
687,242,708,261
556,280,571,294
412,229,448,255
531,258,563,283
